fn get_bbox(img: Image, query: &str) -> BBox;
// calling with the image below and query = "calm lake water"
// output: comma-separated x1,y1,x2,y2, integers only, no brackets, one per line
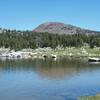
0,58,100,100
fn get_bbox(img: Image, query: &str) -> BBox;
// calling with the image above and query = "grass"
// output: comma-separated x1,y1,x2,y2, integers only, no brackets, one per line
22,47,100,58
1,47,100,59
79,94,100,100
52,47,100,57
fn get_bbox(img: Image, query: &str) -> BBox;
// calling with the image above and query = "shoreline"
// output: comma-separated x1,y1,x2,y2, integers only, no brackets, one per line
79,94,100,100
0,47,100,60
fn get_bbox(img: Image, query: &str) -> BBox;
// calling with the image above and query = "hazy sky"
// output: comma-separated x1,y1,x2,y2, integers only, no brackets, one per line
0,0,100,31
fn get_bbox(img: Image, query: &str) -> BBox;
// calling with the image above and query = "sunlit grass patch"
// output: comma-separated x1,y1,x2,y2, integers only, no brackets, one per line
79,94,100,100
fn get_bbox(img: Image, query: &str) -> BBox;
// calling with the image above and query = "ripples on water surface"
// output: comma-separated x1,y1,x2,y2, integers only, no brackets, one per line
0,58,100,100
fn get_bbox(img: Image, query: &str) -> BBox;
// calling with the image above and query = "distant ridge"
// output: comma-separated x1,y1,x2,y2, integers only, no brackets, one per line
33,22,100,35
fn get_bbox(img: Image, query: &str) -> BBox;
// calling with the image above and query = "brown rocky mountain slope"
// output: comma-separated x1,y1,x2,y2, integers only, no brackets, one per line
33,22,100,35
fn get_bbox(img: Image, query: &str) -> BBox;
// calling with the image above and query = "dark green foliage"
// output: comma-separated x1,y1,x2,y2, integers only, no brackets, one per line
0,29,100,50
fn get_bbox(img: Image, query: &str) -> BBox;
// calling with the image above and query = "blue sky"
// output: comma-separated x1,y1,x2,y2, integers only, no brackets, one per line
0,0,100,31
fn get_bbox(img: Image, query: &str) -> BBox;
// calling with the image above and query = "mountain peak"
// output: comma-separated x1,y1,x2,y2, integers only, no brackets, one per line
33,22,100,35
34,22,77,34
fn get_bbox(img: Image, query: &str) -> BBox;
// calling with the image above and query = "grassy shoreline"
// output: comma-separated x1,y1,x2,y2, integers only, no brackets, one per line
0,47,100,59
79,94,100,100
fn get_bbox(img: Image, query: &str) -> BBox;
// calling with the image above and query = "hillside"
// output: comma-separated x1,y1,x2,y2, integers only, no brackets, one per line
33,22,100,35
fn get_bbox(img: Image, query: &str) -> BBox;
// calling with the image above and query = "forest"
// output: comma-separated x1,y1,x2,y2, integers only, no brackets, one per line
0,29,100,50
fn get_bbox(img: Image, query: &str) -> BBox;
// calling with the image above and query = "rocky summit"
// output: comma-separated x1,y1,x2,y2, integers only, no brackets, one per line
33,22,100,35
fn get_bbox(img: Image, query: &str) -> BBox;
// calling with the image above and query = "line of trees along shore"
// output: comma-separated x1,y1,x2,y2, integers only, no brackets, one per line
0,30,100,50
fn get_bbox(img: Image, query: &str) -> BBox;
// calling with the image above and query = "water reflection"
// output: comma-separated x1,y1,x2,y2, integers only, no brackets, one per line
0,58,100,100
0,58,100,80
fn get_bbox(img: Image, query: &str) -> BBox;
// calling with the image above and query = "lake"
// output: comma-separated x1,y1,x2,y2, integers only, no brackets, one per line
0,58,100,100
